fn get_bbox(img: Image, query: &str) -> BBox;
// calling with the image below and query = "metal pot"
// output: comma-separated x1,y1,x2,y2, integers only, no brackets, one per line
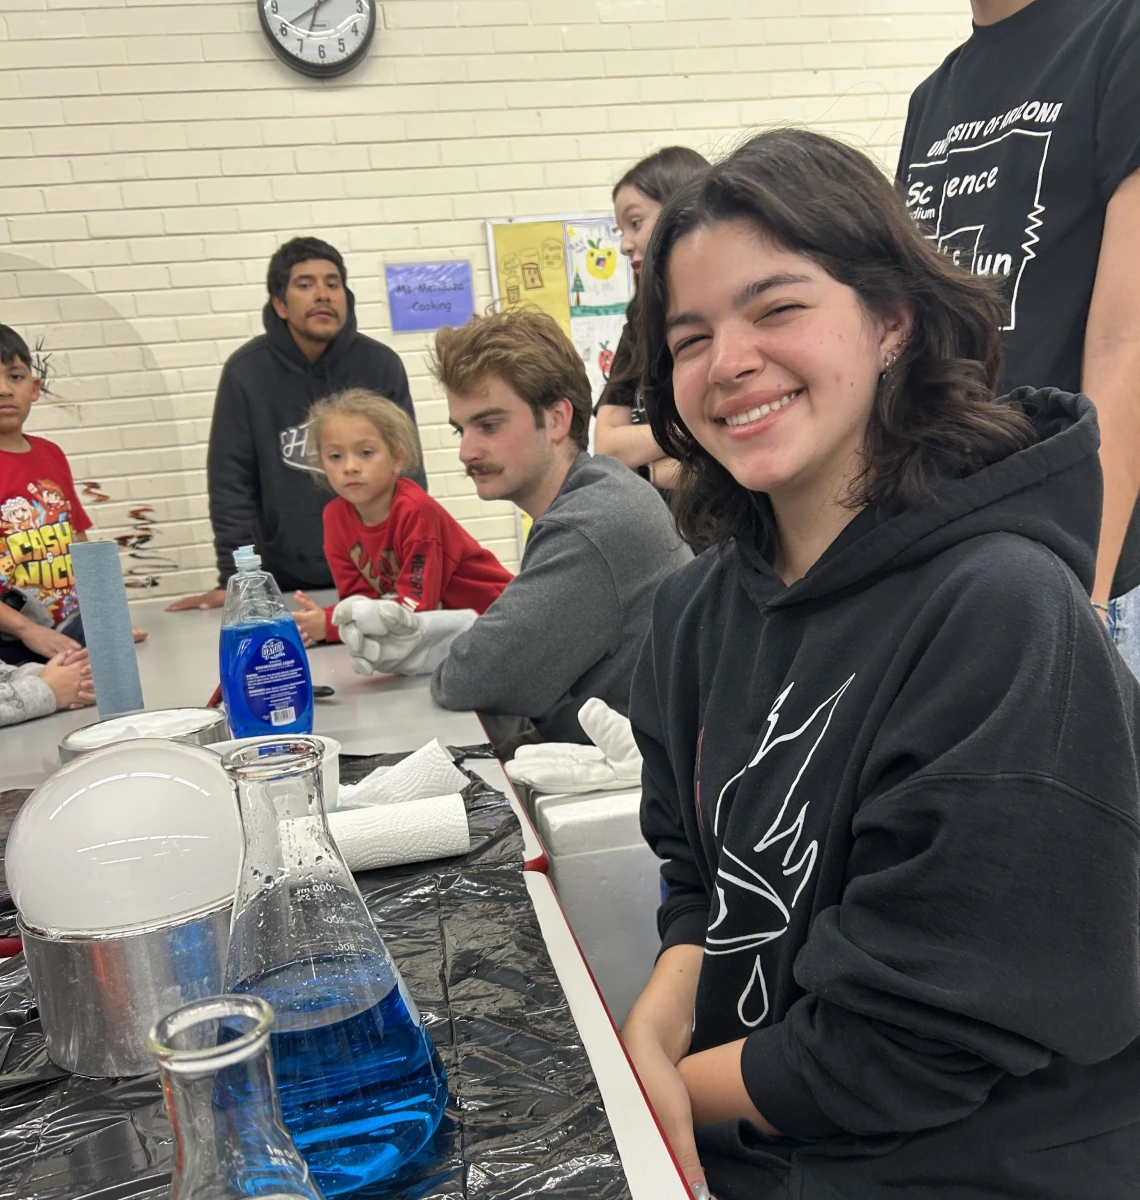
18,897,232,1078
58,708,228,763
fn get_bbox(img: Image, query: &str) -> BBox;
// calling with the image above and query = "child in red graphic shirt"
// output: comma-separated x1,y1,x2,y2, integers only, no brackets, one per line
0,324,147,665
293,388,513,647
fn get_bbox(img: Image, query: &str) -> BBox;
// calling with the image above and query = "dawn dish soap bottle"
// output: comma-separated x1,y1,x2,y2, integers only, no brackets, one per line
220,545,314,738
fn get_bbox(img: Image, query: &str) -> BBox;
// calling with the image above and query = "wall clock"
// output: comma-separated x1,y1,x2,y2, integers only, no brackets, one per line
259,0,377,79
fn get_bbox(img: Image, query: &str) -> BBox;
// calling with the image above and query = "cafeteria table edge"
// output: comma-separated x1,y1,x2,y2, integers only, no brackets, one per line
470,739,548,873
523,869,691,1200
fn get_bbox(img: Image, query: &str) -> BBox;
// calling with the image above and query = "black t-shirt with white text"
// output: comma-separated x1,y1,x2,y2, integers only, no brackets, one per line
898,0,1140,596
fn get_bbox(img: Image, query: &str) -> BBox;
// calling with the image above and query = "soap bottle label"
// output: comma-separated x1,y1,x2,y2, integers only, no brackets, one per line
243,631,308,726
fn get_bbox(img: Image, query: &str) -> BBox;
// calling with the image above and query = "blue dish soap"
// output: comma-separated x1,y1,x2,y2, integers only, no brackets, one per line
219,545,314,738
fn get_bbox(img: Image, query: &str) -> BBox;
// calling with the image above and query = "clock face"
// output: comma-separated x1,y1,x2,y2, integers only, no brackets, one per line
259,0,377,79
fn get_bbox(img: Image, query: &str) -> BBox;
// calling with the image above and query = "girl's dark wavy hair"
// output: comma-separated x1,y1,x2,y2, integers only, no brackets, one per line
639,128,1036,554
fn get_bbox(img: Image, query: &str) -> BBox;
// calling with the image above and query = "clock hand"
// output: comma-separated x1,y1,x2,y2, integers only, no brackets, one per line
288,3,317,26
309,0,324,31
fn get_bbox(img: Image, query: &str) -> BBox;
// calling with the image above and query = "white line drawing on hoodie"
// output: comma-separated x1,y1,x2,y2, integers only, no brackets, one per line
280,420,323,474
706,674,855,1028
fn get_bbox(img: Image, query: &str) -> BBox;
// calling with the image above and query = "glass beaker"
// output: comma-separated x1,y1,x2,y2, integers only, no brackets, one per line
221,737,447,1197
147,993,325,1200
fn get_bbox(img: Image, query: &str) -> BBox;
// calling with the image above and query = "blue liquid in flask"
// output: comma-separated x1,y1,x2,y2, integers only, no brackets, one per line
235,955,447,1196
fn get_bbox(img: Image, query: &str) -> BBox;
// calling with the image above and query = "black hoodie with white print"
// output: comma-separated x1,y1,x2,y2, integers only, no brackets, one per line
634,388,1140,1199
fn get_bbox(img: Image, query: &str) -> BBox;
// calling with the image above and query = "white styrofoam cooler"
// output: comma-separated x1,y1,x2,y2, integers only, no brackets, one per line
526,787,662,1027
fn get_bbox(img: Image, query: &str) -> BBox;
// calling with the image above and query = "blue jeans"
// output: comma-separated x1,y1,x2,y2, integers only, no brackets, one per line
1108,584,1140,679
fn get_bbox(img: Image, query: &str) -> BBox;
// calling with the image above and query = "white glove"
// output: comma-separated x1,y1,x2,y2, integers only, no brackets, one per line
505,697,643,794
332,598,477,677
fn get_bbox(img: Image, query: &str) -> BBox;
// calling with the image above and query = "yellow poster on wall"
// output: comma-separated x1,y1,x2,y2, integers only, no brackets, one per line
487,213,632,403
488,220,572,334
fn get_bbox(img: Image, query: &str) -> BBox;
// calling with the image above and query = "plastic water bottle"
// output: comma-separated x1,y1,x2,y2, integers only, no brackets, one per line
220,546,314,738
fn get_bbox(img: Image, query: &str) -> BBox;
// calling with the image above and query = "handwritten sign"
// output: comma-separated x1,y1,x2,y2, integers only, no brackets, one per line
385,260,475,333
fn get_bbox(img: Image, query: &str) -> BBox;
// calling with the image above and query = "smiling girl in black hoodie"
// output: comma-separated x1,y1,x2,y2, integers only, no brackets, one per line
623,129,1140,1200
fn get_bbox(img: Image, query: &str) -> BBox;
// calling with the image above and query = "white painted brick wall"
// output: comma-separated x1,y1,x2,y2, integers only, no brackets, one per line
0,0,971,597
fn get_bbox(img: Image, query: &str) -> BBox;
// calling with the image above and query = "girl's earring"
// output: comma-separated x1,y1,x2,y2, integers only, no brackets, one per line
881,339,907,375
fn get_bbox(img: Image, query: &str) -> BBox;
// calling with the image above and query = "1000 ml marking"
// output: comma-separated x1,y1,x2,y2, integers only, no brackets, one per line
293,882,337,902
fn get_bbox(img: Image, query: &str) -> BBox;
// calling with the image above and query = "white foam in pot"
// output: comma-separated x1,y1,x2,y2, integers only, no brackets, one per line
66,708,219,749
5,739,240,935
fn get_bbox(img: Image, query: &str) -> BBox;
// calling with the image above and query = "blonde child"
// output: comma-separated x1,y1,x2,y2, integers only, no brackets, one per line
293,388,512,646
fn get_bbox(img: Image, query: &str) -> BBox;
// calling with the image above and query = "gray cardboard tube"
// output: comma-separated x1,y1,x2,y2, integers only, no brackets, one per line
71,540,144,719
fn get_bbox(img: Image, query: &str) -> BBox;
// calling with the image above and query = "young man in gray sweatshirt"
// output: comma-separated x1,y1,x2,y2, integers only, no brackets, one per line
332,307,691,743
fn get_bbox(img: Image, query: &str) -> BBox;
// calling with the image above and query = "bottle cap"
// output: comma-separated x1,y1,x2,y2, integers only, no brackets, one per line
233,545,262,573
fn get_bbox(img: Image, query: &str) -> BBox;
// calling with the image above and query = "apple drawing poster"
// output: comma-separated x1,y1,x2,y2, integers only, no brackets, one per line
572,311,630,412
566,221,632,316
488,214,633,410
565,220,635,407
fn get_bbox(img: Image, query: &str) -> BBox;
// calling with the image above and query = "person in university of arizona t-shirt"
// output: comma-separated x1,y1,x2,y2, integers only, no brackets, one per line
898,0,1140,673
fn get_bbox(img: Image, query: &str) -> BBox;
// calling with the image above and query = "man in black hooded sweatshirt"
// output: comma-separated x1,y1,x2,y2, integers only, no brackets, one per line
168,237,426,611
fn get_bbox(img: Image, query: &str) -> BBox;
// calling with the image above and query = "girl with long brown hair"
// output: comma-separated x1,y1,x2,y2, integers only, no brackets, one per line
623,128,1140,1199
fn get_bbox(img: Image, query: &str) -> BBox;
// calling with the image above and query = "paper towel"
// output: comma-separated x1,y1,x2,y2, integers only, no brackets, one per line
338,739,469,809
327,792,470,872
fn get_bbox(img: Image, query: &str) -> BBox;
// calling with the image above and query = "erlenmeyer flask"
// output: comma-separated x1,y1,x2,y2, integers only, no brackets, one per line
147,993,325,1200
221,737,447,1197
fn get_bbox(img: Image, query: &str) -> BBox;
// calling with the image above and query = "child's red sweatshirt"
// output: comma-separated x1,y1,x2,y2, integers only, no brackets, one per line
322,478,512,642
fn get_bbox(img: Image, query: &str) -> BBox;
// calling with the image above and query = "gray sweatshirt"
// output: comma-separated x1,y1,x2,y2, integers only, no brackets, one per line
431,453,692,742
0,661,55,727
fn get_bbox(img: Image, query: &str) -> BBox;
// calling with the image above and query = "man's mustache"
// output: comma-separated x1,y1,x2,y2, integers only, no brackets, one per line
466,464,504,478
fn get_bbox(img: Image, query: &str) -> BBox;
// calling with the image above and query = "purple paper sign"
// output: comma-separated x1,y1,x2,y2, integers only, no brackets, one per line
385,260,475,333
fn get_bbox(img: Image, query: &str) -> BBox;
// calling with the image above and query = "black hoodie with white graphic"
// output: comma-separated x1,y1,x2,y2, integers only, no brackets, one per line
633,389,1140,1198
206,290,425,589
